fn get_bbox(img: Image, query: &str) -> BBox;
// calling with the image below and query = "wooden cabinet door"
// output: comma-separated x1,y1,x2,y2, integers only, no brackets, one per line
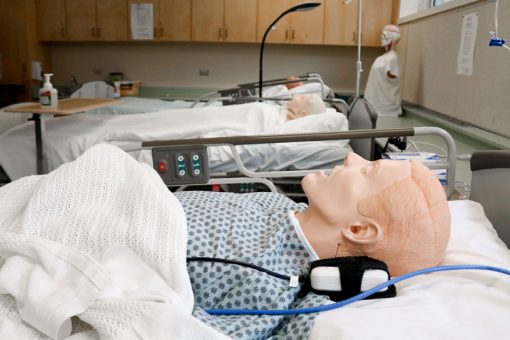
36,0,67,41
191,0,224,42
223,0,257,43
0,1,27,84
66,0,96,41
362,0,393,46
97,0,128,41
290,0,324,45
257,0,292,44
128,0,159,40
159,0,191,41
324,0,358,46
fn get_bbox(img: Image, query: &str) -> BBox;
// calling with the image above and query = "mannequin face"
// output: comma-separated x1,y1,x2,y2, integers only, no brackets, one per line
301,153,411,225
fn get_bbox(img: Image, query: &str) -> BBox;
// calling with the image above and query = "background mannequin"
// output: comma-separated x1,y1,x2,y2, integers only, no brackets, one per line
364,24,403,117
286,93,326,120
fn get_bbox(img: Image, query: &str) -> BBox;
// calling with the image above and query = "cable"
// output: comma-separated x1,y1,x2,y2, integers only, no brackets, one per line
186,257,307,283
206,264,510,315
406,140,447,158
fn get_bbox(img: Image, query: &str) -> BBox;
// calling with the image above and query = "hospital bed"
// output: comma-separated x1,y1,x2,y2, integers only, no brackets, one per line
0,128,508,339
0,74,364,190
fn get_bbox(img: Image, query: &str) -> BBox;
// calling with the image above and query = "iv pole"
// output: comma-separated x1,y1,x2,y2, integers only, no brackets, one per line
344,0,363,97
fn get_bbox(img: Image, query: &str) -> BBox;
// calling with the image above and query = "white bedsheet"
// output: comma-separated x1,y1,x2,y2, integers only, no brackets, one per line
0,144,228,340
311,200,510,340
0,102,349,180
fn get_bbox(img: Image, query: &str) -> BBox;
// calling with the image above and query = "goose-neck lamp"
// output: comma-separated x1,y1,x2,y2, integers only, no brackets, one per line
259,2,321,98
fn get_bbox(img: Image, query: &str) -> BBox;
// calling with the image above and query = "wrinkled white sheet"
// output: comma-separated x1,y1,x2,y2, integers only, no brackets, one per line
311,200,510,340
0,144,229,340
0,102,349,180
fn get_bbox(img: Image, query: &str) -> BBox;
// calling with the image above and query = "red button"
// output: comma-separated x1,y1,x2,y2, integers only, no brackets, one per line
159,160,167,173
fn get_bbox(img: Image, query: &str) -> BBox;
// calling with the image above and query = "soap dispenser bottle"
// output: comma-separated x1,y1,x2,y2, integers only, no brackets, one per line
39,73,58,108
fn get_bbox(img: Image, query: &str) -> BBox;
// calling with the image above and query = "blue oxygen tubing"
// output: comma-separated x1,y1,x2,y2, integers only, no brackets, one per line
206,264,510,315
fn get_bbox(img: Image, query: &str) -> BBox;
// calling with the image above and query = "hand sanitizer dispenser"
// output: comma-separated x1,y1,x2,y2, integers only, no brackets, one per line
39,73,58,108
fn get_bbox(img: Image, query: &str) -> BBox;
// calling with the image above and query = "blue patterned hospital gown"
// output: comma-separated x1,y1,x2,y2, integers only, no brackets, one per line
175,191,331,340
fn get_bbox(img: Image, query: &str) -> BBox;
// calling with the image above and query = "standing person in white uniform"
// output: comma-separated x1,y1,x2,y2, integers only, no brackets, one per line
364,24,402,117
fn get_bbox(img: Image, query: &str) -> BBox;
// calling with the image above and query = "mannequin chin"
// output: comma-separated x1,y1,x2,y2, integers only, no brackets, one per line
296,153,451,276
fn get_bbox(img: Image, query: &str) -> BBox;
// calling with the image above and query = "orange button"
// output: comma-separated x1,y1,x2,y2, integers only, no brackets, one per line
159,160,167,173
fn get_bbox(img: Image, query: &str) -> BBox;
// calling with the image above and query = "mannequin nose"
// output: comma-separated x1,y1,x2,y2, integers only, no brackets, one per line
344,152,370,167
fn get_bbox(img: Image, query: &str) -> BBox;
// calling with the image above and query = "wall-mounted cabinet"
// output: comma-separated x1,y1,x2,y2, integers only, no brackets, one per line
324,0,358,46
191,0,257,43
128,0,191,41
2,0,51,101
361,0,393,47
257,0,325,45
36,0,67,41
35,0,394,46
324,0,393,47
37,0,128,41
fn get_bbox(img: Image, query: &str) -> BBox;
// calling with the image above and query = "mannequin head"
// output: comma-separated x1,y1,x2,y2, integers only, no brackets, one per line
297,153,451,276
286,93,326,120
286,76,305,89
381,24,401,51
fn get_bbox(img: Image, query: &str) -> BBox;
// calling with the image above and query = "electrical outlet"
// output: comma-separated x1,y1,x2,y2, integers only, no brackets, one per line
199,69,209,76
93,67,102,75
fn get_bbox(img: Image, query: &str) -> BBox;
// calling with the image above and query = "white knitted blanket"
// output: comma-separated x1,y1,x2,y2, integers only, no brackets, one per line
0,144,229,340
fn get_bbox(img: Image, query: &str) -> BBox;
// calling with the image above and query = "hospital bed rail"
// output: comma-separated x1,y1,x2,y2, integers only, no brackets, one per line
190,73,328,108
141,127,457,197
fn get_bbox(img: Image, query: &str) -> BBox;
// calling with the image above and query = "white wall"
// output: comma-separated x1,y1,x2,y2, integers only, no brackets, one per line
399,0,510,137
49,42,382,93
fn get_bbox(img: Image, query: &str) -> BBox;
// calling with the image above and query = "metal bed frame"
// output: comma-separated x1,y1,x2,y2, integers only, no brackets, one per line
190,73,349,113
143,127,457,198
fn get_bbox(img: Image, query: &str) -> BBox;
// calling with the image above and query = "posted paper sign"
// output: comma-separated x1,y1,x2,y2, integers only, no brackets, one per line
130,3,154,40
457,13,479,76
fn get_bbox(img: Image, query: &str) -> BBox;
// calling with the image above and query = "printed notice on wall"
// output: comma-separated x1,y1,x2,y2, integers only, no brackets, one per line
457,13,479,76
130,3,154,40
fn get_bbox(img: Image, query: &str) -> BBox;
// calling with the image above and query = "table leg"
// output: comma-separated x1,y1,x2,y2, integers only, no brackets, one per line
32,113,47,174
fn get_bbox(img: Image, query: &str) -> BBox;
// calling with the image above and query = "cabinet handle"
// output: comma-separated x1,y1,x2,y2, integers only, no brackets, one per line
97,27,101,38
160,26,163,37
218,27,222,38
224,27,228,40
91,27,95,37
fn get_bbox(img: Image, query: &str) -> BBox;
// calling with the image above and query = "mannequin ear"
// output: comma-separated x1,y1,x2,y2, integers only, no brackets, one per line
342,220,383,245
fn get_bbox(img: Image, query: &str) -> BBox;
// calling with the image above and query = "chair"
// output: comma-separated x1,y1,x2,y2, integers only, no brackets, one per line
347,96,378,160
71,81,114,99
470,150,510,247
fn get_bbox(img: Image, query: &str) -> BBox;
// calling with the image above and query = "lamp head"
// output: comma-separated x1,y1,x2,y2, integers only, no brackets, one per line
290,2,321,12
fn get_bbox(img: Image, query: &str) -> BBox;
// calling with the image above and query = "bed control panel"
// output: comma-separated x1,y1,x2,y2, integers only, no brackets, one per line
152,146,209,186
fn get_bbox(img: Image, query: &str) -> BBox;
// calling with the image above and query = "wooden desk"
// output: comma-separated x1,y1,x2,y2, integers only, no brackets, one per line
4,98,117,174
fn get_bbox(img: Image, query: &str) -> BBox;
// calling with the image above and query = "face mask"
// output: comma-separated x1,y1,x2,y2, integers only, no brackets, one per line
381,30,401,47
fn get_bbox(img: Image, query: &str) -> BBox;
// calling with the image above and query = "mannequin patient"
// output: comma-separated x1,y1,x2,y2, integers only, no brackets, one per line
181,152,451,338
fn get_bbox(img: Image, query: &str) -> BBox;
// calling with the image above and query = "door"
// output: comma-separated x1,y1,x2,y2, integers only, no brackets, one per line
224,0,257,43
36,0,67,41
324,0,358,46
290,0,324,45
362,0,393,46
159,0,191,41
192,0,224,42
257,0,292,44
66,0,96,41
97,0,128,41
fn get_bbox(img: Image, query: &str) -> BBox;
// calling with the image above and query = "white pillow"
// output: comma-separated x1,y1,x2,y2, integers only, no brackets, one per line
278,109,348,134
288,82,331,97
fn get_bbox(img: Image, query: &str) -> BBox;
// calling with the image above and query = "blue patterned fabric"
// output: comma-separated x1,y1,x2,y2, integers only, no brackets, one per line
176,191,331,340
